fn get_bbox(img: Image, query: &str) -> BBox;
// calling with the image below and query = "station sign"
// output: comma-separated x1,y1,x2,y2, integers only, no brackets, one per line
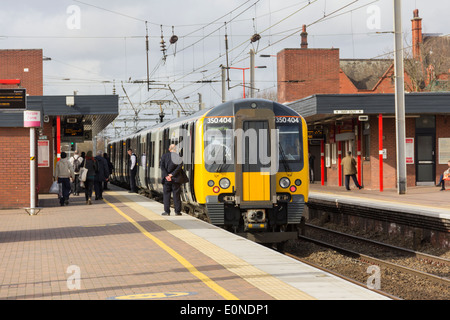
61,122,85,143
0,89,26,109
333,109,364,114
24,110,41,127
308,129,324,140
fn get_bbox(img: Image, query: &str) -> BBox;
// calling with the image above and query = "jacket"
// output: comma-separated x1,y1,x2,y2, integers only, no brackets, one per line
160,152,183,184
342,155,357,175
83,157,98,180
55,158,74,179
95,155,110,182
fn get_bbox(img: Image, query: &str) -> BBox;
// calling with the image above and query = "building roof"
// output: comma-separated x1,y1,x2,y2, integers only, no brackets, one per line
340,59,392,90
287,92,450,122
0,94,118,137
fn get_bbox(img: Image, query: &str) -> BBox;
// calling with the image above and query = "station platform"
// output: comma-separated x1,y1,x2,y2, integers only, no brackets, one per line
309,183,450,224
0,185,389,302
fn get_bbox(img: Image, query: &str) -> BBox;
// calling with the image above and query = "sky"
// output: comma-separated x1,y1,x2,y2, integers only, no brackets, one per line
0,0,448,137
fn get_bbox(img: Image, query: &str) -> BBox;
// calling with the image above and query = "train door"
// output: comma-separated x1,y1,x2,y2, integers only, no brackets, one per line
234,108,276,207
146,132,151,190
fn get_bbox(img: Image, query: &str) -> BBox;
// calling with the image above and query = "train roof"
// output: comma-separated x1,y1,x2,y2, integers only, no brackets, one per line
108,99,300,144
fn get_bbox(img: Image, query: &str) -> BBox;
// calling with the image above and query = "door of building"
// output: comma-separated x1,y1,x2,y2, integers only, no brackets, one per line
416,134,435,184
415,116,436,185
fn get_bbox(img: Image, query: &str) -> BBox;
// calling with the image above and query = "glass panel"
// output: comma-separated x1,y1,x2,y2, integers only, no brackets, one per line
417,136,433,161
416,115,435,129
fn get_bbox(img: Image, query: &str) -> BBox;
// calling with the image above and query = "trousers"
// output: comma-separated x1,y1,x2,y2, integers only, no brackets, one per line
163,182,182,214
58,177,71,205
130,168,137,192
345,174,361,190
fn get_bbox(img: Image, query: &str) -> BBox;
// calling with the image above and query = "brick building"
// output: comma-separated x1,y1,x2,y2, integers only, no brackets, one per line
0,49,118,209
278,10,450,190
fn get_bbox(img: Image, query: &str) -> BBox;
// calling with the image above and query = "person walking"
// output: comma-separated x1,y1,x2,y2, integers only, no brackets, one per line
127,148,138,193
94,150,110,200
160,144,183,216
341,151,363,190
55,152,74,206
83,151,98,205
69,150,83,196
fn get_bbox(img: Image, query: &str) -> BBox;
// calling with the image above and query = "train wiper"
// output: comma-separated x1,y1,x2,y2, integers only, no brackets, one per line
278,144,291,172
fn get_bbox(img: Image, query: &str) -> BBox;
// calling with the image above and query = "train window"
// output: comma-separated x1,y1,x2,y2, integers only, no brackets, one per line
204,122,234,172
278,124,303,172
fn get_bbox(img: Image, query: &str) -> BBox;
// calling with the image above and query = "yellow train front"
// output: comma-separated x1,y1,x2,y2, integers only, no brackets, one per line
108,98,309,247
192,99,308,245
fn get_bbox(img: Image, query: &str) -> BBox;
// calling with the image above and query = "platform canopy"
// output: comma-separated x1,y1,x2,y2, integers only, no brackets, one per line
0,95,118,138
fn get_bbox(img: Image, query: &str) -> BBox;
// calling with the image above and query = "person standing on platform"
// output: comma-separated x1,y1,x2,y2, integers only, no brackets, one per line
55,152,74,206
342,151,363,191
83,151,98,205
127,148,138,193
103,152,114,190
309,152,315,183
94,150,110,200
160,144,183,216
69,150,83,196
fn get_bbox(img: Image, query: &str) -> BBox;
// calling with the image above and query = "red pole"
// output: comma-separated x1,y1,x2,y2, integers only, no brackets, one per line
378,114,383,192
57,116,61,162
321,139,325,186
357,121,362,185
242,69,246,99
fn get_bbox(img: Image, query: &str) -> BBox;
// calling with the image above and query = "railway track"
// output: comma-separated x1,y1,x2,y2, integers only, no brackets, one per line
285,224,450,300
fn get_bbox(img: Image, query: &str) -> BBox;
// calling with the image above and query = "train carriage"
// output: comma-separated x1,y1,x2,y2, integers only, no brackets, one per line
108,99,309,246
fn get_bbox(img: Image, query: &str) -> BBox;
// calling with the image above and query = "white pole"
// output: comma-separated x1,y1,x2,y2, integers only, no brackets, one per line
393,0,407,194
30,127,36,215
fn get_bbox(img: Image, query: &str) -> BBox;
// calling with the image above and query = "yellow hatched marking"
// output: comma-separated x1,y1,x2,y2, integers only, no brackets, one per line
103,197,238,300
106,191,315,300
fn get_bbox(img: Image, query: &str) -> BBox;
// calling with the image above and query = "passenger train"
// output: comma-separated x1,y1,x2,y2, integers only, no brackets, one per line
108,98,309,246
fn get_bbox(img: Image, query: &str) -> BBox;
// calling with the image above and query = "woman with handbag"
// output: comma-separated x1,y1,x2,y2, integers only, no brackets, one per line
82,151,98,205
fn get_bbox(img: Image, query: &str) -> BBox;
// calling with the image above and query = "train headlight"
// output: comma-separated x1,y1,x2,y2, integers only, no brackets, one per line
279,177,290,188
207,180,215,187
295,179,302,186
219,178,230,189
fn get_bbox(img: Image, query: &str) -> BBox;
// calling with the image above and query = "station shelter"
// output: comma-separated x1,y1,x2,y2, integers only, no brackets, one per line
287,92,450,190
0,48,118,210
0,92,118,209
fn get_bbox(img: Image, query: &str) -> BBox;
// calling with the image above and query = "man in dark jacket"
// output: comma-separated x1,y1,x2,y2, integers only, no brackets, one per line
127,148,138,193
94,150,110,200
160,144,183,216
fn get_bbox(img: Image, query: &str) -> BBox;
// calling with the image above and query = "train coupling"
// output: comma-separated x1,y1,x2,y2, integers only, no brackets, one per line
243,209,267,231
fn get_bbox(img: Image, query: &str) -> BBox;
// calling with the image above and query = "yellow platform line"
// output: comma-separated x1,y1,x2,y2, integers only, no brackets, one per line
103,197,239,300
106,191,315,300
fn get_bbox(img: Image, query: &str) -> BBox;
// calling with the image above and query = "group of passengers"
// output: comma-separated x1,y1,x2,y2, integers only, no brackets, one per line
54,150,113,206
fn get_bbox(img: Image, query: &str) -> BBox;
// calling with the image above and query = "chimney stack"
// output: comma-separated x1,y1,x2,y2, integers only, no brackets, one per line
411,9,423,60
300,24,308,49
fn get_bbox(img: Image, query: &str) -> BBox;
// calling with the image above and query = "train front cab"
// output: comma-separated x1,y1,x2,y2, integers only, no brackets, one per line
195,100,309,245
